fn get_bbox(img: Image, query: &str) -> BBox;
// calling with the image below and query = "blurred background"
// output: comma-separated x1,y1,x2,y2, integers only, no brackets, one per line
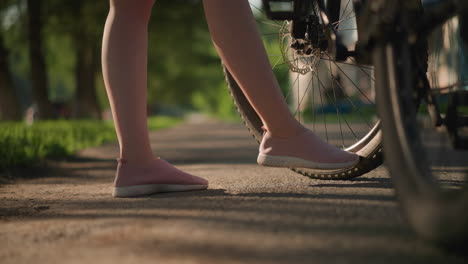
1,0,465,172
0,0,244,172
0,0,238,122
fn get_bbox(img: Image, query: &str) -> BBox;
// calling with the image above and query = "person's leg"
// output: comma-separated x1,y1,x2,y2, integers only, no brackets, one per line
203,0,300,138
203,0,358,167
102,0,155,165
102,0,207,197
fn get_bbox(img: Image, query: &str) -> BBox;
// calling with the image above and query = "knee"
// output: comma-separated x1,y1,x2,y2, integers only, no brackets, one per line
109,0,155,23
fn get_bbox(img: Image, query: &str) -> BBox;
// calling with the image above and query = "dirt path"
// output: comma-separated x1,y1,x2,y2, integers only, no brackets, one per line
1,120,466,264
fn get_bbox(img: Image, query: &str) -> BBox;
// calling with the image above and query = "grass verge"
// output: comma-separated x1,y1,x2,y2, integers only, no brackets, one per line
0,116,181,173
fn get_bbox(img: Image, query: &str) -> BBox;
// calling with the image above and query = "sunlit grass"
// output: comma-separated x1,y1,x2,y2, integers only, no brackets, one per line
0,116,181,172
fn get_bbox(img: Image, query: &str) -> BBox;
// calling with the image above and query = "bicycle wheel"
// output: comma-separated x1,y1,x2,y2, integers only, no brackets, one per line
224,0,382,180
374,2,468,245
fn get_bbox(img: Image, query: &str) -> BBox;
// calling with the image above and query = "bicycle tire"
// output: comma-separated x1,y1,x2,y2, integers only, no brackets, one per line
223,1,383,180
224,65,382,180
373,4,468,245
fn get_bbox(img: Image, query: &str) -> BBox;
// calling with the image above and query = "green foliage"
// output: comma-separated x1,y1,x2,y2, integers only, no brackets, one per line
43,0,108,103
0,116,181,171
191,82,240,121
1,0,288,121
147,115,182,130
147,1,231,114
44,33,75,102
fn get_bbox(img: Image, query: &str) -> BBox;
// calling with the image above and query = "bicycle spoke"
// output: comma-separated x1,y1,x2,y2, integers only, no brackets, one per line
292,71,315,118
334,0,355,31
313,70,359,140
257,20,283,28
348,57,375,81
340,0,351,17
224,0,386,180
285,71,301,103
273,58,300,69
326,54,374,105
271,55,285,70
311,72,316,132
316,68,329,142
249,2,283,27
320,56,374,71
332,15,356,28
328,59,346,147
323,63,373,128
255,1,376,148
339,5,355,27
297,72,301,122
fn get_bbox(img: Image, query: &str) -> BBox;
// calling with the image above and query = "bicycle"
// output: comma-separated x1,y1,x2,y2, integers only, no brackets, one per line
223,0,468,246
225,0,383,181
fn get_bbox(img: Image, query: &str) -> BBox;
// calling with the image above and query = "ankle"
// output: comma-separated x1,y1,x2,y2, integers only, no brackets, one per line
262,124,307,139
118,155,157,167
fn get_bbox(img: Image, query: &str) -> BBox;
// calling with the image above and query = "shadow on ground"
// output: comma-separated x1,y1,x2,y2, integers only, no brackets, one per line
1,121,467,263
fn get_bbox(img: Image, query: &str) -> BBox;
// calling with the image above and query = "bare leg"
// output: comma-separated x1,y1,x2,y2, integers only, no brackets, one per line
102,0,207,197
203,0,301,138
203,0,358,166
102,0,155,165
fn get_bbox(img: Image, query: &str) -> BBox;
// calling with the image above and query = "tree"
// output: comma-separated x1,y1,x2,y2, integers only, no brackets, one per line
43,0,107,119
147,0,227,107
71,1,104,119
73,34,101,119
27,0,55,119
0,24,22,121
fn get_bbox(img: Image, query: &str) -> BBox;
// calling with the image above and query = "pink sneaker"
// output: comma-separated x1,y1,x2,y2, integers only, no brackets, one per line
257,127,359,170
112,158,208,198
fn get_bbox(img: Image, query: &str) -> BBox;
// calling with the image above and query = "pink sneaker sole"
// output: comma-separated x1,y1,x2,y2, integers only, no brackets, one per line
257,153,359,170
113,184,208,198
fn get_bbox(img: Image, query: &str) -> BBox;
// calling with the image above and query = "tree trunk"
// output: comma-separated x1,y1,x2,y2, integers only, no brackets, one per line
27,0,55,119
0,30,22,121
70,1,101,120
74,36,101,119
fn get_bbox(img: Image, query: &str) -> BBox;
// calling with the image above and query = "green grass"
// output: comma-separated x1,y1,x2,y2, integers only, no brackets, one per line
0,116,181,172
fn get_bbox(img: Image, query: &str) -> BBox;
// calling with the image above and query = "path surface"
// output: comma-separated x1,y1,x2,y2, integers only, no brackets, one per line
1,120,466,264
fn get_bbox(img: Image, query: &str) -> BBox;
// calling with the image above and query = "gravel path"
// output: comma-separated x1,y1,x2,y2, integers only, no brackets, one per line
1,120,466,264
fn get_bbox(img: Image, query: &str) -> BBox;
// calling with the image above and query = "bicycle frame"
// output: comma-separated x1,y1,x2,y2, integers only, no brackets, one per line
354,0,468,52
259,0,468,245
262,0,468,147
262,0,468,62
262,0,348,60
368,0,468,149
262,0,341,32
262,0,340,20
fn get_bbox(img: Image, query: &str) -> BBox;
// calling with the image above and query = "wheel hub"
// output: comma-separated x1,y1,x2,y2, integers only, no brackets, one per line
280,17,328,75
